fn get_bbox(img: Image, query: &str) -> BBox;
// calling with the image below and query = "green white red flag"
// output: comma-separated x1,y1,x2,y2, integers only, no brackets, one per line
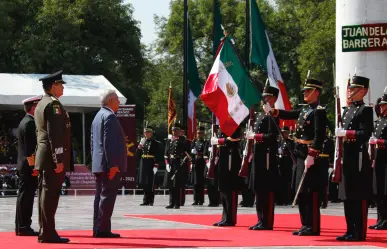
249,0,294,128
200,37,261,136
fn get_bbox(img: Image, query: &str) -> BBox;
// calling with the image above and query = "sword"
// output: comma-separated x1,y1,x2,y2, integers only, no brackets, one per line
292,166,307,208
171,156,189,181
359,145,363,172
266,151,270,170
152,170,156,193
229,153,232,171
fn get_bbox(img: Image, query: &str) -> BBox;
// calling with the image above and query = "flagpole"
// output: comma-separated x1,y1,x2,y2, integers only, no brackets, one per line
212,0,218,127
244,0,255,132
245,0,250,69
183,0,188,135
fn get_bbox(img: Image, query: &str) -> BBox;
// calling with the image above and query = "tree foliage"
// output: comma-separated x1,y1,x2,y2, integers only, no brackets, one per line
0,0,146,120
144,0,336,130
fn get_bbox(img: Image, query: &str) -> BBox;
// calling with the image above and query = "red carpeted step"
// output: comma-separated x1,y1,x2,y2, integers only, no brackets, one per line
1,214,387,248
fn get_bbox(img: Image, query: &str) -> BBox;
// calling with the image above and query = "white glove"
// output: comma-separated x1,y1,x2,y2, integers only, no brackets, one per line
369,137,377,145
168,134,172,139
304,155,315,169
208,147,212,152
335,128,346,137
210,137,219,145
153,167,158,174
166,164,171,172
263,103,272,114
246,130,255,140
191,148,197,154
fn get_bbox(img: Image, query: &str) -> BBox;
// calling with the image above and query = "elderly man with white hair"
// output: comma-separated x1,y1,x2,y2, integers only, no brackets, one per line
91,89,126,238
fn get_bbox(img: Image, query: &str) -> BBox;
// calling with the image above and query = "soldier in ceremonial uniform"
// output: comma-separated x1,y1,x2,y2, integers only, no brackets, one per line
34,71,72,244
239,130,254,207
180,131,191,206
368,92,387,230
137,126,160,206
190,126,208,205
211,127,242,226
319,128,334,208
246,85,280,230
264,78,327,236
163,123,191,209
277,126,294,206
15,95,41,236
335,76,373,241
204,128,220,207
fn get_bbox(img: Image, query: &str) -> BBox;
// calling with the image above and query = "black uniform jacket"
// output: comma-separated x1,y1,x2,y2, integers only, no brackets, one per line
339,101,373,200
249,112,279,193
275,102,327,192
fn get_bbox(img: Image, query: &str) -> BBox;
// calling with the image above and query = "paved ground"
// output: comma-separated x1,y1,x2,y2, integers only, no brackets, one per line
0,193,381,249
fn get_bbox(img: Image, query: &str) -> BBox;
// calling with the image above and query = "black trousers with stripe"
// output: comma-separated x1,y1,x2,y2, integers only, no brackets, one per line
376,197,387,224
343,200,368,239
298,192,320,233
255,191,275,228
169,187,182,207
220,191,238,224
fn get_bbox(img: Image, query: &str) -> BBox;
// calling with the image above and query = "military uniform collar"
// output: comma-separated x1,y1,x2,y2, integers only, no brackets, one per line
26,113,34,119
351,100,364,106
308,101,319,109
45,93,59,101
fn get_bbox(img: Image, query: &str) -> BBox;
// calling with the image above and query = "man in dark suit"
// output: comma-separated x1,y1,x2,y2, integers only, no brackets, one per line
34,71,72,243
91,89,127,238
15,95,41,236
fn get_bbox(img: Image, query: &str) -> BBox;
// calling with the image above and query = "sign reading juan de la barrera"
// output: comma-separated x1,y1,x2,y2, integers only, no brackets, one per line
342,23,387,52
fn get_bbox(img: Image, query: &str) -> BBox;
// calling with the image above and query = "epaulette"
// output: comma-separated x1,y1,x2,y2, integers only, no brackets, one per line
317,105,325,110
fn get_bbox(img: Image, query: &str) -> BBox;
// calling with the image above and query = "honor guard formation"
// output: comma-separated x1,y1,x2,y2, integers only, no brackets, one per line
137,73,387,242
7,69,387,244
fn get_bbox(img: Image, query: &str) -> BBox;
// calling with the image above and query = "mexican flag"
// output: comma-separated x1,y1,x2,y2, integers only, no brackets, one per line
250,0,293,127
200,37,261,136
187,24,202,140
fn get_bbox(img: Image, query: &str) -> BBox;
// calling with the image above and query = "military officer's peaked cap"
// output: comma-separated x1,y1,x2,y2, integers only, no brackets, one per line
39,70,66,88
262,85,279,98
301,78,323,91
172,121,182,131
281,126,290,132
22,95,42,105
197,126,205,132
144,126,153,132
349,75,370,89
380,88,387,104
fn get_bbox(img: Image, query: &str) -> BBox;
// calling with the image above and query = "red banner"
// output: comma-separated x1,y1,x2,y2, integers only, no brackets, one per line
66,164,96,195
116,105,137,189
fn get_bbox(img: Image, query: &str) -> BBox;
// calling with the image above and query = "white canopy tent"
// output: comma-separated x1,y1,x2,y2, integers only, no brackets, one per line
0,73,127,112
0,73,127,164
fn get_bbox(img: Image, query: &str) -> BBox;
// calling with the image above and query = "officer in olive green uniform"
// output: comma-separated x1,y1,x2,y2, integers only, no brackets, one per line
34,71,72,244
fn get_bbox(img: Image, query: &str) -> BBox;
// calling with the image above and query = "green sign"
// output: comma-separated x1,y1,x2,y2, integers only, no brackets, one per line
342,23,387,52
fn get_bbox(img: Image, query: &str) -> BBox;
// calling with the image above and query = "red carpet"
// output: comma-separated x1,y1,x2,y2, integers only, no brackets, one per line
1,214,387,248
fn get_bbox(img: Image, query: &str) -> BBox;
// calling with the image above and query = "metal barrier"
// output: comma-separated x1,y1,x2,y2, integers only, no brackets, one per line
0,188,177,198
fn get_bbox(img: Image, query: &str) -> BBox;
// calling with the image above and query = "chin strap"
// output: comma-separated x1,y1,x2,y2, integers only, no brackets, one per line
305,89,316,102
